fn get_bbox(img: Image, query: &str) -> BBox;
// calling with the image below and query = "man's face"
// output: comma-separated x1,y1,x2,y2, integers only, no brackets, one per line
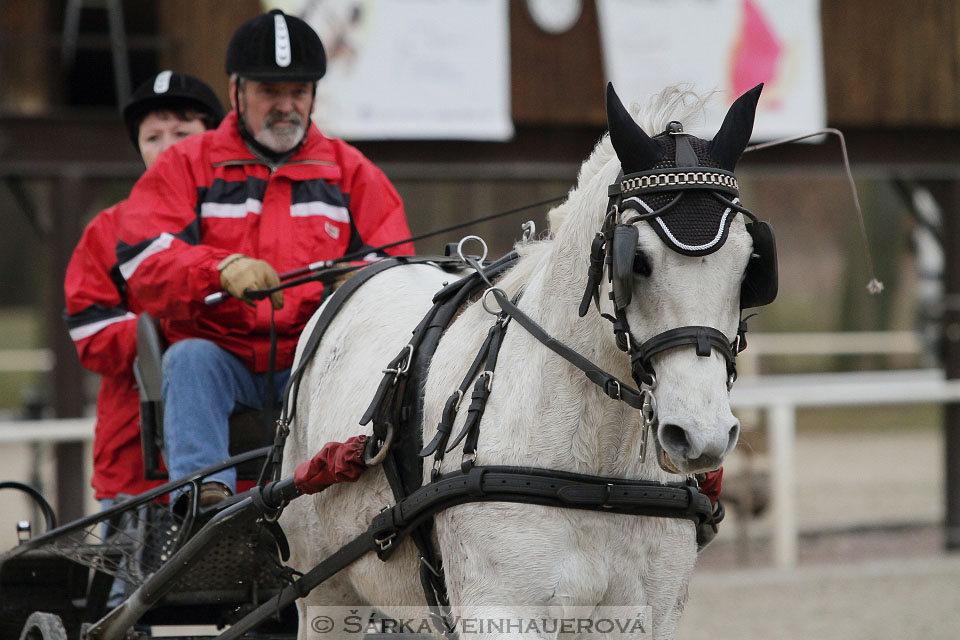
138,111,207,169
232,78,314,153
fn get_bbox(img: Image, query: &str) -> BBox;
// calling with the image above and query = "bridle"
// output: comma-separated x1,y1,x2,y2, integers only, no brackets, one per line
581,202,745,390
566,124,761,470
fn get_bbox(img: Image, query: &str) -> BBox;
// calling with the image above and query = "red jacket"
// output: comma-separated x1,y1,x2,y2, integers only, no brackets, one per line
64,203,165,500
115,112,413,371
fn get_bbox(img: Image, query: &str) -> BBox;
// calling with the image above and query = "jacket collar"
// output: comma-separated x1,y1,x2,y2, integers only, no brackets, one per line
208,111,338,168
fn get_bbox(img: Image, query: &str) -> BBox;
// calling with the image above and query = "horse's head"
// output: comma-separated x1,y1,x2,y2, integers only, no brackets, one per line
586,83,777,475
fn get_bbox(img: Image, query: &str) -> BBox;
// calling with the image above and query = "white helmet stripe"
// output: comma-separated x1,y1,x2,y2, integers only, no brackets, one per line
274,14,291,67
153,70,172,94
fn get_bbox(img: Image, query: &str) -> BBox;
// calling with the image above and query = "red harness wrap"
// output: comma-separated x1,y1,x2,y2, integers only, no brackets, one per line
294,435,369,494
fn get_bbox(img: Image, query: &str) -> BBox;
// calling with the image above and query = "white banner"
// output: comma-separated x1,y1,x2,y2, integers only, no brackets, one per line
596,0,825,140
268,0,513,140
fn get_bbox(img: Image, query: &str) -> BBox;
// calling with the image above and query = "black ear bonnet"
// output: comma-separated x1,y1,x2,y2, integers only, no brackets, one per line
598,83,777,311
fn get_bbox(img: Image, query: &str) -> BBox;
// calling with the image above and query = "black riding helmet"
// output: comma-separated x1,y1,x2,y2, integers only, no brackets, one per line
122,71,225,151
225,9,326,82
226,9,325,162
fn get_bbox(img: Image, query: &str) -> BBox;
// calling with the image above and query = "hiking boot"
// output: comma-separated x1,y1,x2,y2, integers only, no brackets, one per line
199,482,232,508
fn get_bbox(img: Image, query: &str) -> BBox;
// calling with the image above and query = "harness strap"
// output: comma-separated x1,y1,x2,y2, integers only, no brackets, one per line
259,256,457,486
217,530,379,640
360,252,522,478
447,309,513,473
355,251,522,628
490,289,649,410
217,465,714,640
421,324,497,460
578,232,607,318
632,325,737,385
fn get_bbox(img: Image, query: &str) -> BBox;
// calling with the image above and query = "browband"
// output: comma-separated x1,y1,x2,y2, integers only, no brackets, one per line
608,167,740,200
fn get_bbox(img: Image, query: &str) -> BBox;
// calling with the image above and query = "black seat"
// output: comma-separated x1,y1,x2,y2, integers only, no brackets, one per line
132,313,277,481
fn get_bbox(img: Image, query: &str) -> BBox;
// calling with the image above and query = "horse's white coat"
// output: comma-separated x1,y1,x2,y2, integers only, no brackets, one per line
280,90,753,640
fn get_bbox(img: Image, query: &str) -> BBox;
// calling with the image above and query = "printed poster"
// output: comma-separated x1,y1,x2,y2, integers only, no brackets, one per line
596,0,826,140
266,0,513,140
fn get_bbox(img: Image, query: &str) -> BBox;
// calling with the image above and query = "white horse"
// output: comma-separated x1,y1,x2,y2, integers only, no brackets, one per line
280,83,765,640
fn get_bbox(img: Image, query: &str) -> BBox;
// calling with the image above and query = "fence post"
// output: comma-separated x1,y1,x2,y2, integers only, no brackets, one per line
50,169,89,524
768,402,797,568
927,180,960,550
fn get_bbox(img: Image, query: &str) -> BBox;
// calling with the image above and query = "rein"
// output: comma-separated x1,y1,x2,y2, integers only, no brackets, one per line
205,195,566,305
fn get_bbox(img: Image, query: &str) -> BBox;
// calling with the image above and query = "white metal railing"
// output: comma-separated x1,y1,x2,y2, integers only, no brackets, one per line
0,349,55,373
746,331,923,356
0,417,93,443
731,368,960,568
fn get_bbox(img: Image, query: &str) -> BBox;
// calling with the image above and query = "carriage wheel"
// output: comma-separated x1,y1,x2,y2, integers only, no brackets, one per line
18,612,67,640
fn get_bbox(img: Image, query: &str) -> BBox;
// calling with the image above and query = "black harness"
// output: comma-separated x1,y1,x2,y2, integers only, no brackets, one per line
256,247,717,626
252,124,780,625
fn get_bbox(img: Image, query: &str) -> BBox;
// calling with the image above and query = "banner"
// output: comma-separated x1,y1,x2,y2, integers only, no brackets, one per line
267,0,513,140
596,0,825,140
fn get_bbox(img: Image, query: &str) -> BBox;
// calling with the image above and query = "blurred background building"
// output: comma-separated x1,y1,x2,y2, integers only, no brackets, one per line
1,3,960,627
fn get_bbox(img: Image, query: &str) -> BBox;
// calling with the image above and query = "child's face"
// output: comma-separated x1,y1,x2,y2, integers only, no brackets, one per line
138,111,207,169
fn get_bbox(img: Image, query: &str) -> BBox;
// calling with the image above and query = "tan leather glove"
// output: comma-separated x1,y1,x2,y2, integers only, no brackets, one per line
218,254,284,309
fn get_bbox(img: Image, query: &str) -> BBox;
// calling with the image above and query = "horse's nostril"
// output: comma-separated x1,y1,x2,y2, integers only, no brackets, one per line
659,423,691,457
728,422,740,449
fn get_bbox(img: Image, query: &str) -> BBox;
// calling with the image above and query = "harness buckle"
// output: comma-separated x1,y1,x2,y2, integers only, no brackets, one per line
479,370,494,392
382,344,414,384
376,531,397,551
601,483,615,509
606,379,622,400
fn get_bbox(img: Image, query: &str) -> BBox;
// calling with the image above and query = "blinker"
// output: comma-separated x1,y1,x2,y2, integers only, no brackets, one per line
740,221,778,308
611,224,639,310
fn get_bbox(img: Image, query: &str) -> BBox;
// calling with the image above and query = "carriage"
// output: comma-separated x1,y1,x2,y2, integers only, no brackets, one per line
0,83,775,640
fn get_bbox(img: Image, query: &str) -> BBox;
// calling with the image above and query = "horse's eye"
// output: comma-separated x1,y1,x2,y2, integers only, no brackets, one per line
633,250,652,277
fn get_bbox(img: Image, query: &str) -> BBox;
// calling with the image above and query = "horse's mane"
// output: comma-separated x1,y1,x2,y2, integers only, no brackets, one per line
547,86,710,234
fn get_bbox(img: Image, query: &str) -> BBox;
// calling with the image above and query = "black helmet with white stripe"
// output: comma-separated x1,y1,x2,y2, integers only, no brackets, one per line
226,9,326,82
122,71,225,150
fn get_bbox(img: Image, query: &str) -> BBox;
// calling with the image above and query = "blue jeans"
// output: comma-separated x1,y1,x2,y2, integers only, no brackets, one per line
161,338,291,493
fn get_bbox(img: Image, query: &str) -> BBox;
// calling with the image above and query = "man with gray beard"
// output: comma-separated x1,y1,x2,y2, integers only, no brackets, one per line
115,9,413,507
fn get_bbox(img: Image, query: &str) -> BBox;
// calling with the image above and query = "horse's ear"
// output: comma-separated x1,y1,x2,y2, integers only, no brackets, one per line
606,83,663,173
709,83,763,170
